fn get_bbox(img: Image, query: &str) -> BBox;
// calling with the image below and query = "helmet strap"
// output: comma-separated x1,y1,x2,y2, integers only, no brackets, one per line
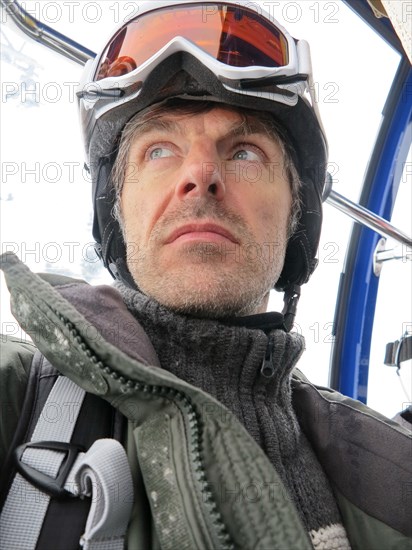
281,285,301,332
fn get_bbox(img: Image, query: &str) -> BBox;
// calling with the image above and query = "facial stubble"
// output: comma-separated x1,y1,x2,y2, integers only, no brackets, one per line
125,199,288,317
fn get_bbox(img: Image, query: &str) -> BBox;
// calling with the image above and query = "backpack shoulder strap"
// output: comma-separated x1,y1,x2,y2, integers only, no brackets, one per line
0,350,126,550
0,349,52,505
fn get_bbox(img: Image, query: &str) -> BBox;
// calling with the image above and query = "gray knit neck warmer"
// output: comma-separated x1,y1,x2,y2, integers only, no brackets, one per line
118,284,350,549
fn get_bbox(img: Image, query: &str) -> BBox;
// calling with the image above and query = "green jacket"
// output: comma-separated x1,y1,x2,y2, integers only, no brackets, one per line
1,252,411,549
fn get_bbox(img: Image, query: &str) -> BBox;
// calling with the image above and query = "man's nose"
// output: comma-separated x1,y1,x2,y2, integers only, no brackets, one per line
174,144,226,201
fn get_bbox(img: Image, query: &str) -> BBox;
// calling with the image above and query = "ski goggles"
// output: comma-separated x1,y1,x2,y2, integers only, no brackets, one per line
93,2,311,86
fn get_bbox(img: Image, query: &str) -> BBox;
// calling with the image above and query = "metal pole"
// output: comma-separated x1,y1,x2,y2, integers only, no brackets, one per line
326,189,412,248
1,0,96,65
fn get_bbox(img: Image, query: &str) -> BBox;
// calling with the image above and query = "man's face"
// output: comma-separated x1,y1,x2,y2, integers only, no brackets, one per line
121,107,292,317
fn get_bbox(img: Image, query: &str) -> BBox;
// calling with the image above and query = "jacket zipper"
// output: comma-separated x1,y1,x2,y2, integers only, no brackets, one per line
58,314,234,550
260,337,275,378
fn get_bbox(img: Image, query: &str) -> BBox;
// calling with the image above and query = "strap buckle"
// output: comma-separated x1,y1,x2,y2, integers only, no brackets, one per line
14,441,85,499
384,331,412,369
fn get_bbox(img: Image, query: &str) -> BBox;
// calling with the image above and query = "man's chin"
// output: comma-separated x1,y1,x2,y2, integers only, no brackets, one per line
136,275,269,318
168,241,229,266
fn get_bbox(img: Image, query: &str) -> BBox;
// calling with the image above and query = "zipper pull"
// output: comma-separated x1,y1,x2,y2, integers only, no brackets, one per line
261,338,275,378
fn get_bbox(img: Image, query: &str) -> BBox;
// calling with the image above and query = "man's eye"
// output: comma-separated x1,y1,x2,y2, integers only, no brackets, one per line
232,149,260,161
149,147,174,160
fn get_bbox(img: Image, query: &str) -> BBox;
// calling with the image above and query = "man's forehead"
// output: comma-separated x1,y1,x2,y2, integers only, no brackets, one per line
131,105,275,140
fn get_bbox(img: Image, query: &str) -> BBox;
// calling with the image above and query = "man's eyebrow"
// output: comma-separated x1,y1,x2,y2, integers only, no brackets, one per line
131,118,182,138
221,119,272,142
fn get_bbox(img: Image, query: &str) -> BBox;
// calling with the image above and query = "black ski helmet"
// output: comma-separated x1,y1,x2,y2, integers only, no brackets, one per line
78,0,328,293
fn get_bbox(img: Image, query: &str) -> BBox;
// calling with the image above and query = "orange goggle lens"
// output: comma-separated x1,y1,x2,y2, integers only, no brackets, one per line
95,3,289,81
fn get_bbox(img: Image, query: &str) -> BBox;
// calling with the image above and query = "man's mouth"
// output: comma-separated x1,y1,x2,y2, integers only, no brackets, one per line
165,222,239,245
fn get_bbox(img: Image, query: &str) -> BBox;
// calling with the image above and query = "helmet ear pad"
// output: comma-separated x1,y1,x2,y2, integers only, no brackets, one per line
93,154,137,288
275,173,323,291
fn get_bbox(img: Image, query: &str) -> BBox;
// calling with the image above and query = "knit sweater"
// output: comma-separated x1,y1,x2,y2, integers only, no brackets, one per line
119,285,351,550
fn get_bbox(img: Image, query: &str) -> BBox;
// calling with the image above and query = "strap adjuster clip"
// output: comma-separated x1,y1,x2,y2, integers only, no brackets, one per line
384,330,412,369
14,441,85,499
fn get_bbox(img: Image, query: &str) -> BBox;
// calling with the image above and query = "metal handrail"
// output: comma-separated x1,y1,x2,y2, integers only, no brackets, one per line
326,189,412,248
1,0,95,65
